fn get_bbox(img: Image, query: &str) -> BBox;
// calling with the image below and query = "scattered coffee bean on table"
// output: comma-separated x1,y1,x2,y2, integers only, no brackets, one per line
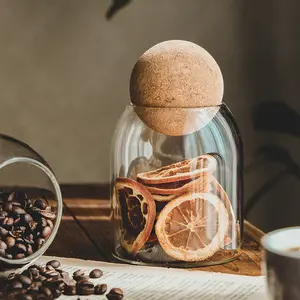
1,259,125,299
89,268,103,278
95,283,107,295
106,288,124,300
0,190,57,260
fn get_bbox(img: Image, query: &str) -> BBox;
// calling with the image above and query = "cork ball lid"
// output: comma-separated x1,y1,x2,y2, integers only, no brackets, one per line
130,40,224,108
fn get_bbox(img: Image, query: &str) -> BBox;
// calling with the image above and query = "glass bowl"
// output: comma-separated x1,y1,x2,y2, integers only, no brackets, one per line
110,103,243,268
0,134,62,278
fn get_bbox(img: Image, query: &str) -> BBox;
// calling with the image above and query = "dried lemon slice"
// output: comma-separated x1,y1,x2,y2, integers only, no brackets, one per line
115,177,156,256
137,154,217,184
155,192,229,261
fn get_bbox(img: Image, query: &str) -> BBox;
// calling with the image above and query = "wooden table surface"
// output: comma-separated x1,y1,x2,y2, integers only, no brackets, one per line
46,197,264,276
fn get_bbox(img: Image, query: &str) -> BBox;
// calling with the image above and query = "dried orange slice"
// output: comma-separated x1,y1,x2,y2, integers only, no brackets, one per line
137,154,217,184
115,177,156,255
210,176,236,248
155,192,229,261
145,174,213,195
152,194,178,202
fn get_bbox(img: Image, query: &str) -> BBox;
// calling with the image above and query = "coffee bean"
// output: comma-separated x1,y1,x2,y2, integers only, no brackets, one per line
39,210,56,220
0,226,8,236
43,269,59,279
15,252,26,259
6,236,15,248
0,248,6,257
27,244,33,255
18,275,32,287
12,206,26,215
64,285,76,295
52,288,62,298
110,288,124,296
16,243,27,253
73,269,85,278
21,270,33,281
46,265,55,271
42,226,52,238
37,238,45,249
34,199,48,210
38,275,47,282
74,275,89,283
3,202,13,212
77,281,94,289
18,295,33,300
6,288,27,298
22,214,33,224
0,240,7,250
95,283,107,295
46,259,60,269
89,268,103,278
53,280,65,290
8,280,23,290
40,286,52,297
77,285,94,296
106,293,124,300
5,217,14,226
0,211,8,220
28,221,38,231
47,219,54,230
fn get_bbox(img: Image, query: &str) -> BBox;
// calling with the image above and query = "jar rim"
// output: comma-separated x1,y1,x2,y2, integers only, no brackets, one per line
0,157,63,268
129,102,224,109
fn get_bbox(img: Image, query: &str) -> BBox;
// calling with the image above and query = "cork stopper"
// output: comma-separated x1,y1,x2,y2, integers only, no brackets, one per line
129,40,223,135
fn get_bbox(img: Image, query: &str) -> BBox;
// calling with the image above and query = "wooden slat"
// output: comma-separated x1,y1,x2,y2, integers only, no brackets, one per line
45,204,105,261
64,198,263,276
63,199,112,261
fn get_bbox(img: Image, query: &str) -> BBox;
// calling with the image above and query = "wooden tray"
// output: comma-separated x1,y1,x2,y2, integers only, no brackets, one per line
46,198,264,276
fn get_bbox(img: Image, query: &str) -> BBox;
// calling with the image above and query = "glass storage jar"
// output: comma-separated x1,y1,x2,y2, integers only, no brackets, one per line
0,134,62,278
111,103,243,267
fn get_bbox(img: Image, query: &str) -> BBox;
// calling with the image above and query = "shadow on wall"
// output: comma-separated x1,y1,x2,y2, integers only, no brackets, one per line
238,0,300,230
245,102,300,218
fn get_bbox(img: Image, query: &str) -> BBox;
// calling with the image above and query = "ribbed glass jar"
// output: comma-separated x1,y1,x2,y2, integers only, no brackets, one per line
111,104,243,268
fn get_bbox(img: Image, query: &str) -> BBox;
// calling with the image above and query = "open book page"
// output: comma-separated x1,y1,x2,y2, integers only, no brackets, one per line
38,256,267,300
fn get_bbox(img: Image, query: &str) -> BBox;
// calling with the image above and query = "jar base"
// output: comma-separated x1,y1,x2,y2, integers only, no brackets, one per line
112,246,241,268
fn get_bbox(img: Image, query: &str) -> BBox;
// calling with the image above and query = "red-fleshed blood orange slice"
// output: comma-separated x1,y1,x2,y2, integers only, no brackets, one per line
115,177,156,256
137,154,217,185
145,174,213,195
155,192,229,261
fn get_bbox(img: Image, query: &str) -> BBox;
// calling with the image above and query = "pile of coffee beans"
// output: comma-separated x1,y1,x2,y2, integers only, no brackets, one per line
0,191,56,259
1,259,124,299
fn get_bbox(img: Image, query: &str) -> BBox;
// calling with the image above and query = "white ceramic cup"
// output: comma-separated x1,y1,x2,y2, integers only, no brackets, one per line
261,227,300,300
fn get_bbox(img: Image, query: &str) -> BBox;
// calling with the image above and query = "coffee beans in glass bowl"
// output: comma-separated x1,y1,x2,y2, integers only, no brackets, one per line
0,191,57,260
0,134,63,278
0,190,62,278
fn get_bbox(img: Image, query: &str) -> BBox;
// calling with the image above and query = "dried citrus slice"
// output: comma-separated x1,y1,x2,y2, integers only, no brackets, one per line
137,154,217,184
210,176,236,248
155,192,229,261
115,177,156,255
145,174,213,195
152,194,178,202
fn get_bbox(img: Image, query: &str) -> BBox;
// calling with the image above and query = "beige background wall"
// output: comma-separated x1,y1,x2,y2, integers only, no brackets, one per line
1,0,299,231
0,0,254,182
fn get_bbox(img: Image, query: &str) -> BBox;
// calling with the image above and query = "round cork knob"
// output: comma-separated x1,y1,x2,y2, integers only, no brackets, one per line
130,40,223,135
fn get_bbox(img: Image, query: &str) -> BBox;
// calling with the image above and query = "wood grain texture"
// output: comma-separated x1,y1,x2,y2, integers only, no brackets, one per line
60,198,264,276
45,203,105,261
